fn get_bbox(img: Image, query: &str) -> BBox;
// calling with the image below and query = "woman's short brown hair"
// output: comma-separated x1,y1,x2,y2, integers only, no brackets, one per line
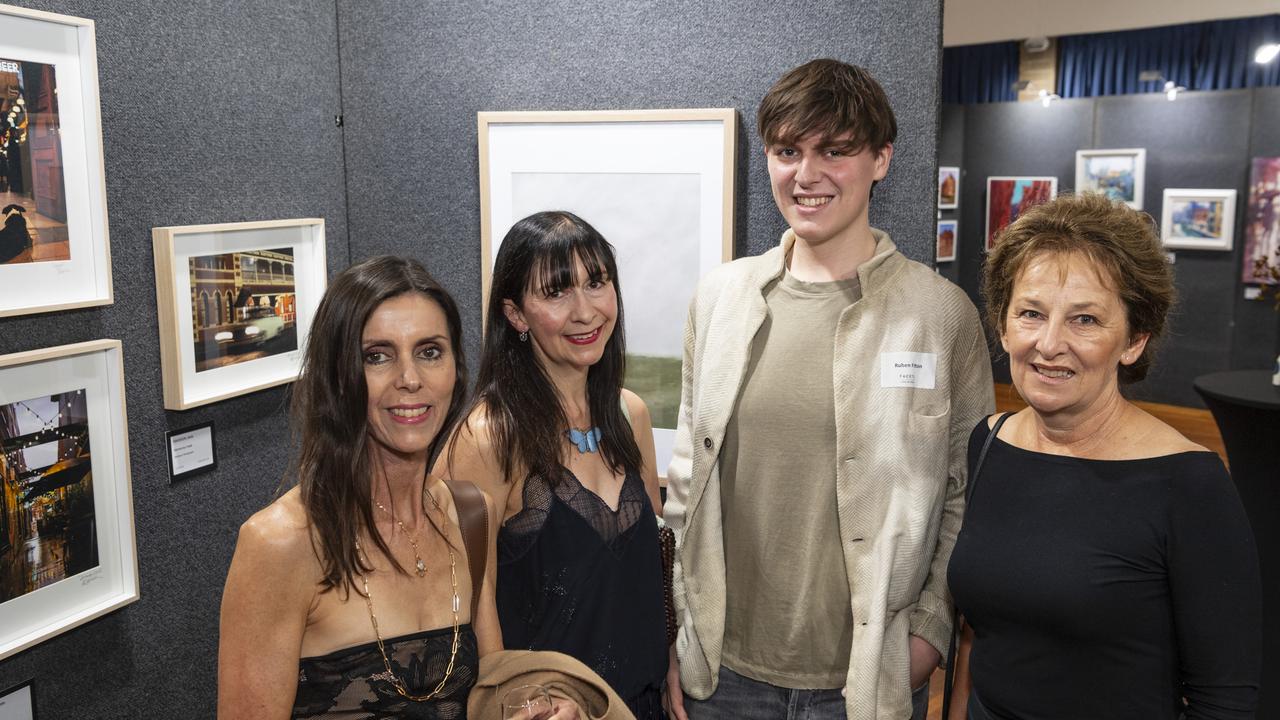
757,58,897,153
982,193,1175,384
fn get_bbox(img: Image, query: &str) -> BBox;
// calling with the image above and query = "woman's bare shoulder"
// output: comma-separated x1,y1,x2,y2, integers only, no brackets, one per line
1129,407,1209,455
236,488,316,569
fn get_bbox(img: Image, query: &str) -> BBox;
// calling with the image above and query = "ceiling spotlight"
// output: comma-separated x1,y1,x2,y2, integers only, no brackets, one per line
1038,88,1061,107
1163,81,1185,101
1257,43,1280,64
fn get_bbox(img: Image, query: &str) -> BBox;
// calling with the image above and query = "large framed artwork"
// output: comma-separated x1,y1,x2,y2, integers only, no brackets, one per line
0,339,137,661
0,5,111,318
478,109,736,472
936,220,957,263
1161,189,1236,251
1243,157,1280,284
152,218,327,410
985,176,1057,251
1075,148,1146,209
938,166,960,210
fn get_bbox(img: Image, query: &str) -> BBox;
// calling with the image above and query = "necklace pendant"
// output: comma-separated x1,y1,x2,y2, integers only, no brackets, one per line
415,558,427,577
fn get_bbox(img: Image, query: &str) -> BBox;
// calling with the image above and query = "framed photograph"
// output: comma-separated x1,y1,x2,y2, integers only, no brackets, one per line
938,166,960,209
478,109,736,473
0,679,35,720
152,218,326,411
0,339,137,662
985,176,1057,252
1243,157,1280,284
1161,189,1237,251
1075,148,1146,209
0,5,111,318
936,220,957,263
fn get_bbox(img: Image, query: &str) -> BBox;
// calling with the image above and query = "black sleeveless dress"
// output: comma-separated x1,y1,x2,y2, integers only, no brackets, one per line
292,624,478,719
498,468,668,719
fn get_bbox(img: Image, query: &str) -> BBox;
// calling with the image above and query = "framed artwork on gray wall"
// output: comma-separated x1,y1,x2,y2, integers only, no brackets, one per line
477,109,737,474
1243,157,1280,284
985,176,1058,251
938,166,959,210
1160,189,1237,252
1075,148,1146,209
936,220,957,263
152,218,327,410
0,5,112,318
0,339,138,662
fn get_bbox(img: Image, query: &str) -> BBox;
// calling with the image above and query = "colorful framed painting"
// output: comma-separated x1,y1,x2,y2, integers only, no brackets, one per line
1161,189,1236,252
0,5,111,318
938,166,960,210
1075,148,1145,209
1243,157,1280,284
0,339,137,662
936,220,957,263
985,176,1058,251
478,109,736,474
152,218,327,410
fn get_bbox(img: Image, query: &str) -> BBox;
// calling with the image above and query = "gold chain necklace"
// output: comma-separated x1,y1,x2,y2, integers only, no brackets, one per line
374,500,427,577
355,488,460,701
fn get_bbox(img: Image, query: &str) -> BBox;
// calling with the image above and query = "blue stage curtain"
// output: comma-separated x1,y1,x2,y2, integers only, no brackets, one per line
942,42,1019,104
1197,15,1280,90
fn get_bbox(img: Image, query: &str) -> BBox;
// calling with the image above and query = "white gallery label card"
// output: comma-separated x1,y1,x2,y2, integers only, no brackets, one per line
0,680,34,720
167,422,217,481
880,351,937,389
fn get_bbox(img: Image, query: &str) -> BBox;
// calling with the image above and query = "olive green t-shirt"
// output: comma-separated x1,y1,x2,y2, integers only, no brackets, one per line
720,268,860,689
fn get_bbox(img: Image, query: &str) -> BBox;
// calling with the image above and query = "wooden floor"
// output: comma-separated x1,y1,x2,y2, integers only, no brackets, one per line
923,384,1226,719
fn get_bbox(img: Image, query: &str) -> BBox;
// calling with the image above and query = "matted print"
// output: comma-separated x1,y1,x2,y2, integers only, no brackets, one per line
1075,148,1145,209
478,109,736,473
153,219,326,410
0,5,111,317
936,220,957,263
985,176,1058,251
938,166,960,209
1243,157,1280,284
0,339,136,661
1161,189,1236,252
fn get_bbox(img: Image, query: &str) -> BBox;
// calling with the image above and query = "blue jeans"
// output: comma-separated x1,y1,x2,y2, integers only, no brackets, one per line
685,666,930,720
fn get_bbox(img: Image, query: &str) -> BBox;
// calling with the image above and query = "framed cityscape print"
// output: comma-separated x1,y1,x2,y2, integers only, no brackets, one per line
938,166,960,209
152,218,327,410
0,339,137,662
0,5,111,318
1075,148,1146,209
1161,189,1236,251
936,220,957,263
985,176,1057,251
478,109,736,473
1243,157,1280,284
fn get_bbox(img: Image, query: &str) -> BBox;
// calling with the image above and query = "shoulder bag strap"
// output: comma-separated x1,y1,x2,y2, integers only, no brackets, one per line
942,411,1013,720
444,479,489,621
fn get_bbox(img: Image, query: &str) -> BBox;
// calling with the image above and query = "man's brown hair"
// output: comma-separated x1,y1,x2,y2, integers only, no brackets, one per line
757,58,897,152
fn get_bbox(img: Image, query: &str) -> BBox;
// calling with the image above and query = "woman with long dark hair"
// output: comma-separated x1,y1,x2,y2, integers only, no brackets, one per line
218,256,503,718
439,211,669,718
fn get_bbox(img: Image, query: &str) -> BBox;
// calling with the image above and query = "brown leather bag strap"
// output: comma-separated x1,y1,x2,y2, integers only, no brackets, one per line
444,479,489,621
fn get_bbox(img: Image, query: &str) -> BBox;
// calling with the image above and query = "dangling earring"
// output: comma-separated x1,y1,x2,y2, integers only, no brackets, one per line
519,331,528,342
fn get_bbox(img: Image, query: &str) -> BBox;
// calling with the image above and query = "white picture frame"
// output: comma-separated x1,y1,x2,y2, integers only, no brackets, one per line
152,218,327,410
936,220,957,263
938,166,960,210
0,4,112,318
0,339,137,661
985,176,1058,251
1075,148,1146,209
1161,189,1237,252
477,109,736,475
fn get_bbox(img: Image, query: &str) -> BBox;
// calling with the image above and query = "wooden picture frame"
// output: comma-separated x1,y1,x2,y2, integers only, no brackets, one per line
152,218,327,410
0,4,112,318
1161,189,1237,251
477,109,736,473
0,339,137,662
1075,148,1146,209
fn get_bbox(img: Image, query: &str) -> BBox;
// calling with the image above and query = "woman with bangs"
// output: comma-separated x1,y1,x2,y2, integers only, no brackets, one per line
438,211,669,718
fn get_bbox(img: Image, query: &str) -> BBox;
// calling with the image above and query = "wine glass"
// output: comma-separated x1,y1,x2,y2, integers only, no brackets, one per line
501,683,553,720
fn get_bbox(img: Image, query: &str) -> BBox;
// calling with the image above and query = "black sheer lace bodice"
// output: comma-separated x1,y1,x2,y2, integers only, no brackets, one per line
292,624,477,719
498,468,667,719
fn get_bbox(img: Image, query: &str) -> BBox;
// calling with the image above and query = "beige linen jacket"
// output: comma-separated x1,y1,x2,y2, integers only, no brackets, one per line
664,229,994,720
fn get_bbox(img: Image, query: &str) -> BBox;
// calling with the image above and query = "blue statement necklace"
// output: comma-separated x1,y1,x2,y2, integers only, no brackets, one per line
566,426,602,454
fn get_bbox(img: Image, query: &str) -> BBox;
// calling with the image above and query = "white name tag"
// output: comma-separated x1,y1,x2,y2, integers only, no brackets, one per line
880,351,937,389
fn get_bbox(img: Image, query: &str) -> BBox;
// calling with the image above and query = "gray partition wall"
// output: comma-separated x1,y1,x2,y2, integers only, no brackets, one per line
0,1,943,716
945,87,1280,407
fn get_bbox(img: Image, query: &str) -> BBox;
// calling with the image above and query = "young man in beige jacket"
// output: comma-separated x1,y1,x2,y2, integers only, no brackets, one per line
662,59,994,720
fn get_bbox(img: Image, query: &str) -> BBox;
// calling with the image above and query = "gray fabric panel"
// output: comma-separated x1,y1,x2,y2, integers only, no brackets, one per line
336,0,944,366
0,1,347,716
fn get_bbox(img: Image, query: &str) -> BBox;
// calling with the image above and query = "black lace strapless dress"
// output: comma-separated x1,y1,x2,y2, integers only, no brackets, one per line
292,624,477,719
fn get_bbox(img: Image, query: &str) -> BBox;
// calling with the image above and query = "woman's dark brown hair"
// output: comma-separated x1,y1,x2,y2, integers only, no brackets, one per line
983,193,1175,384
292,255,468,594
